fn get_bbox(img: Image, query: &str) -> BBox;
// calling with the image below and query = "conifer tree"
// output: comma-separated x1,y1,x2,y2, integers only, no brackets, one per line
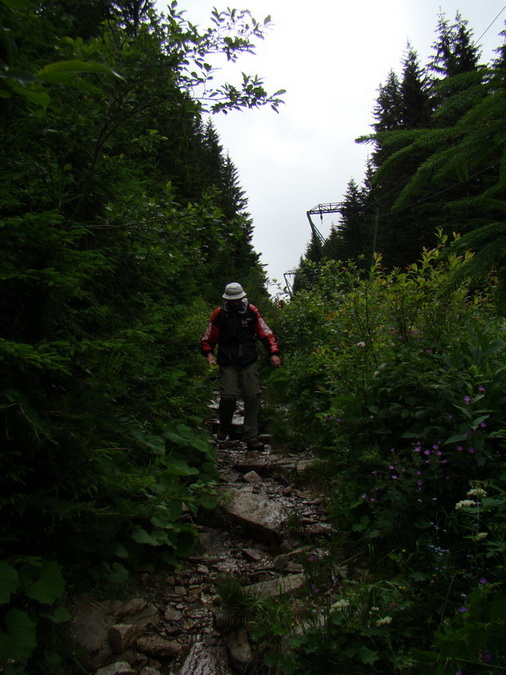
429,11,481,78
400,45,432,128
322,179,371,264
373,69,403,133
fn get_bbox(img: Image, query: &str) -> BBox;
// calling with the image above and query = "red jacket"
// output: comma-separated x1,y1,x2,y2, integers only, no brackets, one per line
201,303,279,367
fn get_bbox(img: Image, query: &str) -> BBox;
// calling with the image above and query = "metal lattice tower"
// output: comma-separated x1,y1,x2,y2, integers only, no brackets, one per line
306,203,342,255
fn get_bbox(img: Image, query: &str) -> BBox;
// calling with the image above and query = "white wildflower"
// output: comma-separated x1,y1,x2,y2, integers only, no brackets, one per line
376,616,392,626
473,532,488,540
467,487,487,498
331,599,350,611
356,341,366,347
455,499,477,510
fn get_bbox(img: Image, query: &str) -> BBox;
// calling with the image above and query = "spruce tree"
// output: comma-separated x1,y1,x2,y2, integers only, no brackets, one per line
322,179,371,264
429,11,481,78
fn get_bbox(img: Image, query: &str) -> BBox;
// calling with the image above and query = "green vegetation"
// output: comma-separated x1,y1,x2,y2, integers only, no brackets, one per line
1,1,505,673
266,241,506,673
0,0,281,670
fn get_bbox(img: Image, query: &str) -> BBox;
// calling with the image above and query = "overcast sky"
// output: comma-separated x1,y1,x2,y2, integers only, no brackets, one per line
162,0,506,294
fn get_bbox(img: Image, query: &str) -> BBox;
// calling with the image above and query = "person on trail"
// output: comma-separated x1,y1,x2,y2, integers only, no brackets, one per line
201,282,281,451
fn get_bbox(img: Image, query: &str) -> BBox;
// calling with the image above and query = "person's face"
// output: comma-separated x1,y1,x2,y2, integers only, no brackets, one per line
228,298,243,311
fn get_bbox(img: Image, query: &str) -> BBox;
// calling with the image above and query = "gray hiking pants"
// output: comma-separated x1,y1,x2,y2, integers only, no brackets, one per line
218,361,260,442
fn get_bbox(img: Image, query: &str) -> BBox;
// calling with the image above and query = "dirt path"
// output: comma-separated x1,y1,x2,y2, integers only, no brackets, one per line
71,401,333,674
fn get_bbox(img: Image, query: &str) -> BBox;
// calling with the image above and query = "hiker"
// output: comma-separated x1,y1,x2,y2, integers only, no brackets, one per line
201,282,281,451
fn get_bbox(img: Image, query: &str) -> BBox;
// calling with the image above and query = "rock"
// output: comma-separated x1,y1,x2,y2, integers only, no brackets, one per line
177,641,232,675
226,627,253,666
136,636,182,658
94,662,136,675
241,547,267,562
139,668,162,675
273,554,290,570
109,623,152,654
219,487,288,542
213,609,232,630
244,573,306,599
195,529,232,556
305,522,335,536
70,598,158,669
243,470,261,483
295,459,317,474
164,607,183,622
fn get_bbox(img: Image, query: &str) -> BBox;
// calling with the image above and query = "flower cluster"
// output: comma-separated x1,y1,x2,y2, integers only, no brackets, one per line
360,440,458,506
455,499,477,510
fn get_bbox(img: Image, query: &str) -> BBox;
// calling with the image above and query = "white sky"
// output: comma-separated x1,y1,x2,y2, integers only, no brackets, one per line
159,0,506,294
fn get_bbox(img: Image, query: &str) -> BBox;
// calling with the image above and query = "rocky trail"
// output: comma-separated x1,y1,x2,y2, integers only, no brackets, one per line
70,400,335,675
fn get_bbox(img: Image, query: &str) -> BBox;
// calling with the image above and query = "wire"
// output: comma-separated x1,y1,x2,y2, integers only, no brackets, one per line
376,160,500,220
473,4,506,47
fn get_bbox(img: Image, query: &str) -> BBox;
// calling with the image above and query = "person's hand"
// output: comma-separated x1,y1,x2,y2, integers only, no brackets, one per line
270,355,281,368
206,353,216,366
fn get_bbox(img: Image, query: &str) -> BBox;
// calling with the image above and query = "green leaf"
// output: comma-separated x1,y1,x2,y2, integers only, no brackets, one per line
151,502,182,525
131,527,158,545
115,544,129,559
470,414,489,430
20,560,65,604
131,527,175,546
10,83,50,107
164,458,199,476
162,422,211,452
358,645,379,665
36,60,122,83
106,563,129,585
444,433,471,444
131,429,166,454
199,493,218,510
0,562,19,604
39,606,71,624
0,67,34,84
174,526,198,557
0,609,37,665
1,0,33,9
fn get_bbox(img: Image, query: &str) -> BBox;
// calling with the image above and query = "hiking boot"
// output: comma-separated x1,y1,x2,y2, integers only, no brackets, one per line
246,439,264,451
216,427,228,441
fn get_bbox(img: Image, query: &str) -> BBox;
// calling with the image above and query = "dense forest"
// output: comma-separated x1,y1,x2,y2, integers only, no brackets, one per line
1,1,506,674
0,0,283,670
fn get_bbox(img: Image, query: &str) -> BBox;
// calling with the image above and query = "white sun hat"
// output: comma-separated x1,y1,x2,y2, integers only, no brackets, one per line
222,282,247,300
